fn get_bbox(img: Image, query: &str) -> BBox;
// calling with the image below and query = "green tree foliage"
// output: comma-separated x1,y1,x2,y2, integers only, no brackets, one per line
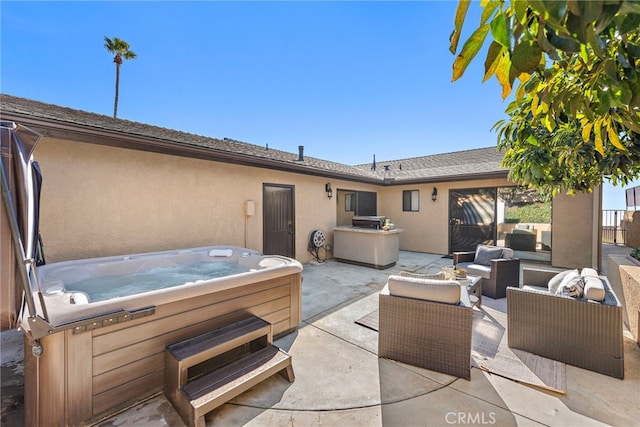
450,0,640,195
104,36,137,119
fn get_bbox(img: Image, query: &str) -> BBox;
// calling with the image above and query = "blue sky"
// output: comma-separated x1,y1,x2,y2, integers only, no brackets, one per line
1,1,636,209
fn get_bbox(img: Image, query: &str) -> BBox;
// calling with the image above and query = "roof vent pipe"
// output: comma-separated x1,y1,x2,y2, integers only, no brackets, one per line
298,145,304,161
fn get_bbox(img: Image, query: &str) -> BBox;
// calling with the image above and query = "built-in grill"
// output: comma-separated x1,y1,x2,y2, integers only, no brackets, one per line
352,215,386,230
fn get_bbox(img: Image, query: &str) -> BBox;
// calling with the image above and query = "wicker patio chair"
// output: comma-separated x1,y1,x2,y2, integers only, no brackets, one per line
507,268,624,379
378,276,473,380
453,245,520,299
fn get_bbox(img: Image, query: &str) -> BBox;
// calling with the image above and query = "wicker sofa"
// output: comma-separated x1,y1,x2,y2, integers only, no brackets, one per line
378,275,473,379
453,245,520,299
507,268,624,379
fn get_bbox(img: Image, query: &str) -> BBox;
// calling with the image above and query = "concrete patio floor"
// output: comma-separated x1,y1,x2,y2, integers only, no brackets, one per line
2,245,639,426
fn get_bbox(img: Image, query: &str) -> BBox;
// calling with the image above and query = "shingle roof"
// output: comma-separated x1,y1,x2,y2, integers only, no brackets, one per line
0,94,508,184
354,148,508,182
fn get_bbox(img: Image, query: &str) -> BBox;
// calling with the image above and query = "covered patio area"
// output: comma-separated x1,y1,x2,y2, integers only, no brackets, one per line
2,245,639,426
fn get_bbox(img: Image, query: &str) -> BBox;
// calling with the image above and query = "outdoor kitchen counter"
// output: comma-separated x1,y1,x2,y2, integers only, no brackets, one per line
333,226,403,269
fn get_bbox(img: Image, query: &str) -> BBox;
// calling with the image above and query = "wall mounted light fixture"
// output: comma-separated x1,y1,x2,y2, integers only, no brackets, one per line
325,183,333,199
431,187,438,202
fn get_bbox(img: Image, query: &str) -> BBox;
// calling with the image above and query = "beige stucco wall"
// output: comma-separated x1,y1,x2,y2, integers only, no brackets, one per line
607,254,640,343
550,189,600,269
27,136,599,270
623,211,640,249
33,137,375,264
377,178,511,255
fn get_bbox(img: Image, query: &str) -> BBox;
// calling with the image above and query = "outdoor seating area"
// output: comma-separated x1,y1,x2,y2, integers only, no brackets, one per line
3,246,639,426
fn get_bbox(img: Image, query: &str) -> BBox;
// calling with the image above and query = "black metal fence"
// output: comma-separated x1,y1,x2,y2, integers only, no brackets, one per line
602,210,627,244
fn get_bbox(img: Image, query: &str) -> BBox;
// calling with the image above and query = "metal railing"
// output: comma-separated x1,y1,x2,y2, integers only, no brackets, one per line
602,210,627,244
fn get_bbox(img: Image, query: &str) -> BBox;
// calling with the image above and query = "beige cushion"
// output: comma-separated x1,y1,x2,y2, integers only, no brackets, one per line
522,285,548,293
466,264,491,279
387,275,461,304
583,276,606,301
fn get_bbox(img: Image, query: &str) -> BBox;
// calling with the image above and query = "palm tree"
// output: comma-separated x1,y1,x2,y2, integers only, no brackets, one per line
104,36,137,118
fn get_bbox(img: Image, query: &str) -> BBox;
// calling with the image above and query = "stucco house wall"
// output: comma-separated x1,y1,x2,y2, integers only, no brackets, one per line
377,178,508,255
551,190,601,269
622,211,640,249
34,136,377,264
28,135,601,270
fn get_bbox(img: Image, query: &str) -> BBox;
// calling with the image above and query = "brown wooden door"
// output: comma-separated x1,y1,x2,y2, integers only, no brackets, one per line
263,184,295,257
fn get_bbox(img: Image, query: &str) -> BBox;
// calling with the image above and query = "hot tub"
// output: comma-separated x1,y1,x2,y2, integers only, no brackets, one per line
23,246,303,426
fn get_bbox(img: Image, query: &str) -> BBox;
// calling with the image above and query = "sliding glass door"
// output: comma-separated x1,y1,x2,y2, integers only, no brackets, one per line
448,188,497,253
449,186,552,262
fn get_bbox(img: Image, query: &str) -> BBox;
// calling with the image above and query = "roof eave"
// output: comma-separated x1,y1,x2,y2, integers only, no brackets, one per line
382,171,509,185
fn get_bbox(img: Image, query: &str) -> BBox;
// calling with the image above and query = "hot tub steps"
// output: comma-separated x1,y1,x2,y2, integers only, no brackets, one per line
184,345,293,426
164,315,294,427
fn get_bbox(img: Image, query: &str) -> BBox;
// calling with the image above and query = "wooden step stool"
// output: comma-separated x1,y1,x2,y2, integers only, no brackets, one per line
164,316,295,427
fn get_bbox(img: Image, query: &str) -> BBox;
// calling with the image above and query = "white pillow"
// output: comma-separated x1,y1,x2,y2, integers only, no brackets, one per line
581,268,599,278
548,269,578,294
583,276,606,301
